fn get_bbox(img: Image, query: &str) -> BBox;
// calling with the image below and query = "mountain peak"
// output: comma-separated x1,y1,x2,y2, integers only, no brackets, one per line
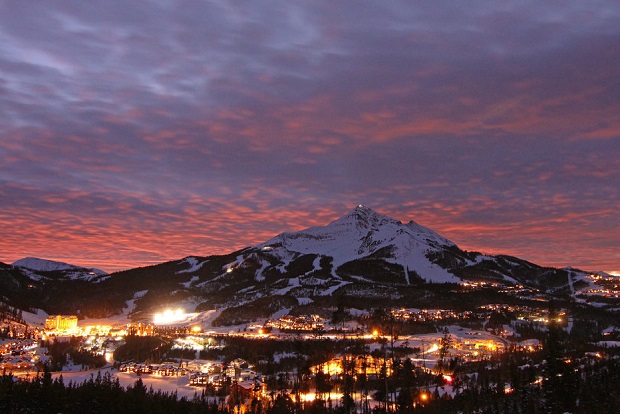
12,257,107,275
257,206,460,283
352,204,372,213
347,204,379,216
335,205,401,230
13,257,76,272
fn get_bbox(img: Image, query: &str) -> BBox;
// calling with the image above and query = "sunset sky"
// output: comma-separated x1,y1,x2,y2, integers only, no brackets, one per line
1,1,618,274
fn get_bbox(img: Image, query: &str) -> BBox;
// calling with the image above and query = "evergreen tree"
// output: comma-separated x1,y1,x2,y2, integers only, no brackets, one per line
542,303,576,414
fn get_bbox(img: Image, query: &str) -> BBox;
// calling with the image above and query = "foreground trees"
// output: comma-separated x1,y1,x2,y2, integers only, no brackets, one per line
2,352,619,413
0,371,223,414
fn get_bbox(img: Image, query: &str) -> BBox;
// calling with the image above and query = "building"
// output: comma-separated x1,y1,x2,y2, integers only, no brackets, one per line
44,315,78,331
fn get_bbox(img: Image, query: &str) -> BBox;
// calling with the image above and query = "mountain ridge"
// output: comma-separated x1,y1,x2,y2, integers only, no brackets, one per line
12,257,107,277
1,206,616,323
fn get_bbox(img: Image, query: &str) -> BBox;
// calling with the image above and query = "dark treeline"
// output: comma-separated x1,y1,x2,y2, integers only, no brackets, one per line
0,302,24,324
0,371,223,414
2,356,619,414
421,356,620,414
0,347,620,414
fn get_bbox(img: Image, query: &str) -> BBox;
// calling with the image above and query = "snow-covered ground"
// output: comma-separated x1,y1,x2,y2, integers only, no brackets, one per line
20,309,48,327
176,257,208,274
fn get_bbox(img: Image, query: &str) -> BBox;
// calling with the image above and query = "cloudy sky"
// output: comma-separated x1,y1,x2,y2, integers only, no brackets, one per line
1,1,618,273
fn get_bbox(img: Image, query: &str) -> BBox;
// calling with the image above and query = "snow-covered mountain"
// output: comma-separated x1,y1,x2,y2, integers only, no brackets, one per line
2,206,615,324
11,257,107,282
160,206,595,318
256,205,461,284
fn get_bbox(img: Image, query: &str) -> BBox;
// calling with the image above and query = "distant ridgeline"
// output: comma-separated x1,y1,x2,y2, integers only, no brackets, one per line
1,206,617,320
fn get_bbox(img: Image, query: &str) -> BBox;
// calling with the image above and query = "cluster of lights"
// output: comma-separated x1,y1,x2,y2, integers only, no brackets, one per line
153,309,187,324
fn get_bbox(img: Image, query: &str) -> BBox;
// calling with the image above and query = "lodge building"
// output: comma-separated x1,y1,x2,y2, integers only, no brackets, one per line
44,315,78,331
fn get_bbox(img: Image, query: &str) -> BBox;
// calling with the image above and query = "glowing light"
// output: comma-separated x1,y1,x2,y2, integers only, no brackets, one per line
153,308,187,324
426,343,439,354
104,351,114,364
192,326,201,333
443,374,453,383
299,393,316,402
420,393,428,401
